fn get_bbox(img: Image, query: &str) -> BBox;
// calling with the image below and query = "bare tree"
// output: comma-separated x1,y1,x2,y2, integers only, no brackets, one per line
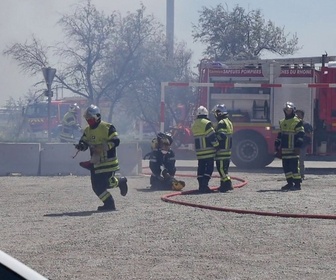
3,0,195,128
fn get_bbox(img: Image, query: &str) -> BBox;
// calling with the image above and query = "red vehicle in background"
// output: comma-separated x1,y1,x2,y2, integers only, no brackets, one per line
162,54,336,168
21,98,86,139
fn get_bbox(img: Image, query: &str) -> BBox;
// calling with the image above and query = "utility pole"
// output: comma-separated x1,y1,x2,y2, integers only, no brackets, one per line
166,0,174,60
42,67,56,142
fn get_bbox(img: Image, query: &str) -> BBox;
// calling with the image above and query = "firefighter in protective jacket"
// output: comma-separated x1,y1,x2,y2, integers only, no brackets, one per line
59,103,82,143
191,106,219,193
212,104,234,192
149,132,185,191
274,101,305,191
75,104,128,211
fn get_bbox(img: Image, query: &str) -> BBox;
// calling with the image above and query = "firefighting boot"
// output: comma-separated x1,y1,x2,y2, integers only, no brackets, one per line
198,177,212,193
150,175,161,190
219,180,233,193
118,177,128,196
290,180,301,191
97,197,116,211
281,178,294,191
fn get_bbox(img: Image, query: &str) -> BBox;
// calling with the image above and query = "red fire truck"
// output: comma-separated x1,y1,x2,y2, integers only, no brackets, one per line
161,54,336,168
21,98,86,139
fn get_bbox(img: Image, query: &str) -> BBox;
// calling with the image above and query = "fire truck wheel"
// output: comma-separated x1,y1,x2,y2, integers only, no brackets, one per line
231,132,273,169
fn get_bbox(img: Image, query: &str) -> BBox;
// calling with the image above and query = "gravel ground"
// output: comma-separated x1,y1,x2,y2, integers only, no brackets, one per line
0,167,335,280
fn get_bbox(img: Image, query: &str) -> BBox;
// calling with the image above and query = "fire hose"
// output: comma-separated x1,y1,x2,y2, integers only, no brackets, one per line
142,168,336,220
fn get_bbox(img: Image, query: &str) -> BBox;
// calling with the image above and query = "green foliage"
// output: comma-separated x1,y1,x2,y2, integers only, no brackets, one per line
193,4,300,60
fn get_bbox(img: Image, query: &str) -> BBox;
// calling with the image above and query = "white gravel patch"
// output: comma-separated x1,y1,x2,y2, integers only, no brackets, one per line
0,170,335,280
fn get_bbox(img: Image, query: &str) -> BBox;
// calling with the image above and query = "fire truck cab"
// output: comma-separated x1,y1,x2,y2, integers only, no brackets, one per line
22,98,85,139
195,55,336,168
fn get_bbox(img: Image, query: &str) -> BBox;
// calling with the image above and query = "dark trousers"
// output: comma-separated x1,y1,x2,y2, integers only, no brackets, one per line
197,158,214,188
282,157,301,185
215,158,231,182
90,171,115,206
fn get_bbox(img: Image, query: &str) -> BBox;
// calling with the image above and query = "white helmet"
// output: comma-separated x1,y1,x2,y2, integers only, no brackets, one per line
69,103,80,113
283,101,296,114
196,106,208,116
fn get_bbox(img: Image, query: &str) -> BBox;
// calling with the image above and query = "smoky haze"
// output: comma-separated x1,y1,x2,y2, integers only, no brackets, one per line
1,0,336,106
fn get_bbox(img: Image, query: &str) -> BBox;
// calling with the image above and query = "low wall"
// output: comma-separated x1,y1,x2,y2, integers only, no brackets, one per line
0,142,142,176
0,143,40,176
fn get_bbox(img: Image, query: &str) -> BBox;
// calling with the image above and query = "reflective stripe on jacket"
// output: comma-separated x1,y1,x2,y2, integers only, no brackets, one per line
215,117,233,160
191,117,219,159
81,121,120,173
278,116,304,158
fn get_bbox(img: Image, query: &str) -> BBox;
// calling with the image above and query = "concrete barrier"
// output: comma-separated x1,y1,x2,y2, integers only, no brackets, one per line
1,142,141,176
118,142,142,176
40,142,141,176
0,143,40,176
40,143,90,176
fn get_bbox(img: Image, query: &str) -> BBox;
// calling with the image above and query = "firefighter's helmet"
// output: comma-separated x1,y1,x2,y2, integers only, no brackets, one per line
283,101,296,114
212,104,228,119
83,104,101,121
157,132,173,145
151,132,173,150
196,106,208,116
69,103,80,113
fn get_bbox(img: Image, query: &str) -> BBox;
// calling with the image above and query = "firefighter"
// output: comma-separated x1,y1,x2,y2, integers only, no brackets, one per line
191,105,219,193
74,104,128,211
149,132,185,191
274,101,305,191
212,104,234,192
59,103,82,143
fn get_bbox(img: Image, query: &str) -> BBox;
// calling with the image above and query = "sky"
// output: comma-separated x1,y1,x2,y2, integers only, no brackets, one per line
1,0,336,106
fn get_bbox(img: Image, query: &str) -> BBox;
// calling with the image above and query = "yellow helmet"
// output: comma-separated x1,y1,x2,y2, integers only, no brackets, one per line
172,180,185,191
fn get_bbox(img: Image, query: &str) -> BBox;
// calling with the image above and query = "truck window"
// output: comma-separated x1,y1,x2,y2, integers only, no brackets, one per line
25,103,58,118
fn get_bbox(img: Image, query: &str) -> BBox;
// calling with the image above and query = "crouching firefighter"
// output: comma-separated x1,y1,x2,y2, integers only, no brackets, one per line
74,104,128,211
149,132,185,191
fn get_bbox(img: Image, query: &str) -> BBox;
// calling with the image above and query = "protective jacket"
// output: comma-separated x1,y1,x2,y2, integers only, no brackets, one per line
79,121,120,174
191,116,219,159
276,115,304,159
215,117,233,160
149,149,176,177
60,111,81,143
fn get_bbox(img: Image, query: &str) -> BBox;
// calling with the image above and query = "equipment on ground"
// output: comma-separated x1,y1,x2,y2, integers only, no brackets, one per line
162,168,185,191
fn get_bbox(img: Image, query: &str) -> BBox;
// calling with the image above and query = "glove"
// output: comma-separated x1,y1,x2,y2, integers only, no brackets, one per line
75,142,86,151
162,169,171,179
155,174,165,181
